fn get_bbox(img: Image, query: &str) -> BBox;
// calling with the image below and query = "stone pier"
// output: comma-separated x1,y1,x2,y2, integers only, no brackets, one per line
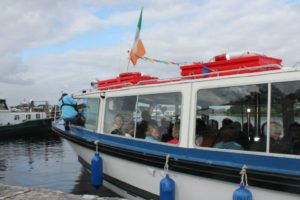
0,183,126,200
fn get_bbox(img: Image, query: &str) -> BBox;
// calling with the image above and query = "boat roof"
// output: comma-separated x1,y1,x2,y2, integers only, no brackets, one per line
76,54,300,96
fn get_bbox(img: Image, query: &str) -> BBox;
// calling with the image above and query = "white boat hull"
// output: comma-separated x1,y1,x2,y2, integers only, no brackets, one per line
67,140,300,200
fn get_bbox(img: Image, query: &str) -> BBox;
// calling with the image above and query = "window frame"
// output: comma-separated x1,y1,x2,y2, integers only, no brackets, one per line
190,73,300,158
100,84,187,146
74,97,101,132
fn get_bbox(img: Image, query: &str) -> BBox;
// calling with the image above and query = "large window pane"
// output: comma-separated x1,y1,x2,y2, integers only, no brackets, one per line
136,93,181,144
103,92,182,144
271,81,300,155
103,96,137,136
79,98,100,131
196,84,268,151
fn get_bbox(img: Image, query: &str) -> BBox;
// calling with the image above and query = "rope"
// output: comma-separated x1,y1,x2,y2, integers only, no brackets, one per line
164,154,170,174
240,165,249,186
140,56,200,66
94,140,99,153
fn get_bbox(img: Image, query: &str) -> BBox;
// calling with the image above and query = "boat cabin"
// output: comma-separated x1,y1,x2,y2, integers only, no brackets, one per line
74,54,300,156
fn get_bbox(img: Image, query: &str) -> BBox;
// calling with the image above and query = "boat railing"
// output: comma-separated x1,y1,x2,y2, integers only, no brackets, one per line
51,105,61,122
97,82,134,90
292,61,300,68
94,63,283,91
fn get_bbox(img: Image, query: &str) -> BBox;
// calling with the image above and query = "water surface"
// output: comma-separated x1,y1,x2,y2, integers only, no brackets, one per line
0,131,117,197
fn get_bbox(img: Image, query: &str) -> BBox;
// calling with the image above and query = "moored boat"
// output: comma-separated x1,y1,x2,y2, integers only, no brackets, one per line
52,53,300,200
0,99,52,136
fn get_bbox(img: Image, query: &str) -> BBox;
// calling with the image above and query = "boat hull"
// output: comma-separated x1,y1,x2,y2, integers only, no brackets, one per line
0,118,52,136
67,140,300,200
52,124,300,200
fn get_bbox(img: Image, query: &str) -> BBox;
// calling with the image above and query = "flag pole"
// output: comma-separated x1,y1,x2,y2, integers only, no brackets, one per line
126,55,130,72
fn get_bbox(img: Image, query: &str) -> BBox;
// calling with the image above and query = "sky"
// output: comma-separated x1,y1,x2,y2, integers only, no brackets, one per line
1,0,300,106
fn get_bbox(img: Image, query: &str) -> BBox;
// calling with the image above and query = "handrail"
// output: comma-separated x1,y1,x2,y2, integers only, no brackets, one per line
97,82,134,90
292,61,300,68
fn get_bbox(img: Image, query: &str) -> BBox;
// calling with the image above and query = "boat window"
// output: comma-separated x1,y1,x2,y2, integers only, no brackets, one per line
36,114,41,119
103,96,137,136
0,100,8,110
269,81,300,155
103,92,182,144
14,115,20,120
136,93,182,144
77,98,100,131
26,114,31,120
195,84,268,152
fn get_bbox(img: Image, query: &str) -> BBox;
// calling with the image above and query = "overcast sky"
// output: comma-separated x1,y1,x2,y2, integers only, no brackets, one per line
1,0,300,106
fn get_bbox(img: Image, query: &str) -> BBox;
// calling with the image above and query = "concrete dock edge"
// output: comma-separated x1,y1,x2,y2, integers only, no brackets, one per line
0,183,127,200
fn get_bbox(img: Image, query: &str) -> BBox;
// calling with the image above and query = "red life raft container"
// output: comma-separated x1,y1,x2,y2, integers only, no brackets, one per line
97,72,158,90
180,54,282,78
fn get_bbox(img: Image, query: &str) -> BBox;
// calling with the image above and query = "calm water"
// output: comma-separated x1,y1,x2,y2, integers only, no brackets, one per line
0,130,118,197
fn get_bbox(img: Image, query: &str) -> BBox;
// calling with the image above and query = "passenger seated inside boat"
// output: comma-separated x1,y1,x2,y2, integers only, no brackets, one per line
195,118,207,146
250,121,289,154
281,122,300,154
168,120,180,145
235,121,250,150
290,123,300,154
136,110,154,139
145,122,161,142
159,118,171,141
221,118,233,129
111,114,124,135
213,124,243,150
208,119,219,135
211,118,233,146
197,119,219,147
124,121,134,137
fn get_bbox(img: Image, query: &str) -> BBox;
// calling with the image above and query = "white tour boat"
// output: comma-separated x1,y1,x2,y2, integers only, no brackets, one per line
52,53,300,200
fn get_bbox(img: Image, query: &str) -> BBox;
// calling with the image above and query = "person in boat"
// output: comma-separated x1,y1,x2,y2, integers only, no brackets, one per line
124,121,134,137
213,124,244,150
195,118,205,146
145,122,160,142
213,118,233,145
136,110,156,139
110,114,124,135
289,122,300,154
208,119,219,135
168,120,180,145
235,121,250,150
159,117,171,141
222,118,233,129
197,119,219,147
250,121,289,154
58,93,78,131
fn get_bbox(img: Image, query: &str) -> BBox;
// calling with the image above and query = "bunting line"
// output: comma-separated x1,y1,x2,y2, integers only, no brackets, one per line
141,56,200,66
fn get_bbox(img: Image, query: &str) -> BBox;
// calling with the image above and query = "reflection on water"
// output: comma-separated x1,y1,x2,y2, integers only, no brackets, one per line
0,131,117,196
72,168,119,197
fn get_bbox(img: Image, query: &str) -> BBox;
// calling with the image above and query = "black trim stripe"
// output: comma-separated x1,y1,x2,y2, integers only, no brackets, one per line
78,156,159,200
52,126,300,195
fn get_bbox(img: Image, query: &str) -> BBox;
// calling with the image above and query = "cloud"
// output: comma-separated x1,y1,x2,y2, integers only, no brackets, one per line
0,0,105,86
0,0,300,105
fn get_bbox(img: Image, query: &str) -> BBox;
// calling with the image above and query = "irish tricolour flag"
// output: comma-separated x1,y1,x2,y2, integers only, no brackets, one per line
130,8,146,66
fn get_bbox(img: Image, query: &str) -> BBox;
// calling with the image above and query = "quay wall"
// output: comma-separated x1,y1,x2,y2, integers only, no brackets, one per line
0,183,126,200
